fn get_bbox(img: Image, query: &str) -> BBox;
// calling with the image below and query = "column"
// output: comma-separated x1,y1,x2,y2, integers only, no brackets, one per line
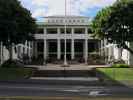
118,48,122,60
44,39,47,62
85,27,88,34
31,41,34,58
43,27,47,64
84,27,88,64
71,39,75,59
35,41,38,58
28,41,31,61
11,43,15,59
57,39,61,59
84,39,88,64
71,28,75,60
24,40,28,54
57,28,61,60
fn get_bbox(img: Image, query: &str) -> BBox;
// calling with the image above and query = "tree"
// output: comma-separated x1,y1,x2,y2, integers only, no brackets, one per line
0,0,36,59
91,0,133,54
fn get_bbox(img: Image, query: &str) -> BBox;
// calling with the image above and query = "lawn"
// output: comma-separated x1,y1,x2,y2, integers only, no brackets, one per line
0,68,33,80
97,68,133,81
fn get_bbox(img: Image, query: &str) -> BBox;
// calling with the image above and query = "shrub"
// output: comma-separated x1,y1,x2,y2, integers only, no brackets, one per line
1,59,24,68
0,68,34,80
111,64,129,68
113,59,125,64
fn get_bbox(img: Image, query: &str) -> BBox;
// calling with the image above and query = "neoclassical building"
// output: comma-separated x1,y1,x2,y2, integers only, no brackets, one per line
33,16,99,64
0,16,133,65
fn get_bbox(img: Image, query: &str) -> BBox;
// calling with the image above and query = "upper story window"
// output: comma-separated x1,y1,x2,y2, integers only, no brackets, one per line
73,20,76,23
74,28,85,34
47,28,57,34
69,20,72,23
56,20,58,23
37,28,43,34
60,20,63,23
77,20,80,23
60,28,71,34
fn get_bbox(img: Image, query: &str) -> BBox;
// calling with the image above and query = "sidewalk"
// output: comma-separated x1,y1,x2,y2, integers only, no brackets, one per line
25,64,108,70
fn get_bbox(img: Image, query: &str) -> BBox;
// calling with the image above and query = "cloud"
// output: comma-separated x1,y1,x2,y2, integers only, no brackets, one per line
32,8,47,18
20,0,116,18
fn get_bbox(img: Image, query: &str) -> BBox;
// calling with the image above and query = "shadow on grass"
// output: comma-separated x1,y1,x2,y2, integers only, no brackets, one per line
95,68,130,87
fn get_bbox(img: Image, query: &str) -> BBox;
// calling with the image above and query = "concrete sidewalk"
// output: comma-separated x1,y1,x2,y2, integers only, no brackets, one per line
25,64,109,70
31,77,98,81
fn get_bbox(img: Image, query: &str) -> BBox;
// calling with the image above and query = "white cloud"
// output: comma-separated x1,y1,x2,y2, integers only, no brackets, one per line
32,8,47,18
21,0,116,18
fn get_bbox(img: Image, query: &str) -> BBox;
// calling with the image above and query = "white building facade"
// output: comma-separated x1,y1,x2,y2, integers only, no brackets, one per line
33,16,99,64
100,39,133,65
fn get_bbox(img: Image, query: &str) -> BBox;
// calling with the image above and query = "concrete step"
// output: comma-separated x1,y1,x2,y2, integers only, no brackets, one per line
33,70,96,77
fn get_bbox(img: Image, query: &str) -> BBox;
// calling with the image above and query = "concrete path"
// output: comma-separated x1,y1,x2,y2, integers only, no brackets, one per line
26,64,109,70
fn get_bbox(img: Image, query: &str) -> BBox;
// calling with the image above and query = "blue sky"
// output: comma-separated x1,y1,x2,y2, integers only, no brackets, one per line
19,0,116,21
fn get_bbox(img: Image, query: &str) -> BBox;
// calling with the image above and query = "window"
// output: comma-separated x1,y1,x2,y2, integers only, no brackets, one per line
60,28,71,34
60,28,64,34
47,28,57,34
66,28,71,34
77,20,80,22
74,28,85,34
56,20,58,23
60,20,63,23
37,28,43,34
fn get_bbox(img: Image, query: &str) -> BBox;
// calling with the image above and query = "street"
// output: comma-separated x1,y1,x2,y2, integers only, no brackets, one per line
0,79,133,97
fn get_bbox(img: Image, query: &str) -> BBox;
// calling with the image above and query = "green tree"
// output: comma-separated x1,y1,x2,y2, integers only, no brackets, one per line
0,0,36,59
91,0,133,54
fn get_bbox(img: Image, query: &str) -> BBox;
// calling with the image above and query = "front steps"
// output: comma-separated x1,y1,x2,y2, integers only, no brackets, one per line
32,70,96,77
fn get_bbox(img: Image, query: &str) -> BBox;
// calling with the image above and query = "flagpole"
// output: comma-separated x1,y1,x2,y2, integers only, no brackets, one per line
63,0,68,66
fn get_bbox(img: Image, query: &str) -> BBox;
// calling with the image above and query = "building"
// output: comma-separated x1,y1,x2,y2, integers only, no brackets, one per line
1,16,133,65
33,16,100,64
100,39,133,65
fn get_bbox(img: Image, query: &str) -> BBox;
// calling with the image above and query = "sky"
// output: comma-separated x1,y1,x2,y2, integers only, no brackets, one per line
19,0,116,21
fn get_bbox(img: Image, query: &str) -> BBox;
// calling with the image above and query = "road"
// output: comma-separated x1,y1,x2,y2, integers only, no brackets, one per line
0,80,133,97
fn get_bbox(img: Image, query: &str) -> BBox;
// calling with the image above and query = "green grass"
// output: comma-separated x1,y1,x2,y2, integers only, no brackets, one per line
0,68,33,80
97,68,133,80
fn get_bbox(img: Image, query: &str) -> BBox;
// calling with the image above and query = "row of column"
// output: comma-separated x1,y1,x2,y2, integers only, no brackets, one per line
42,27,89,64
43,39,88,63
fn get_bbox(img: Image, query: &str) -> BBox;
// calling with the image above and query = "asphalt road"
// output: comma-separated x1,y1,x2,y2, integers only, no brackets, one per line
0,80,133,97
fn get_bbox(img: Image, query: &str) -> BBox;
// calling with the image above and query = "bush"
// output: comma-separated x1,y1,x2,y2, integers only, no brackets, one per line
0,68,34,80
1,59,24,68
111,64,129,68
113,59,125,64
